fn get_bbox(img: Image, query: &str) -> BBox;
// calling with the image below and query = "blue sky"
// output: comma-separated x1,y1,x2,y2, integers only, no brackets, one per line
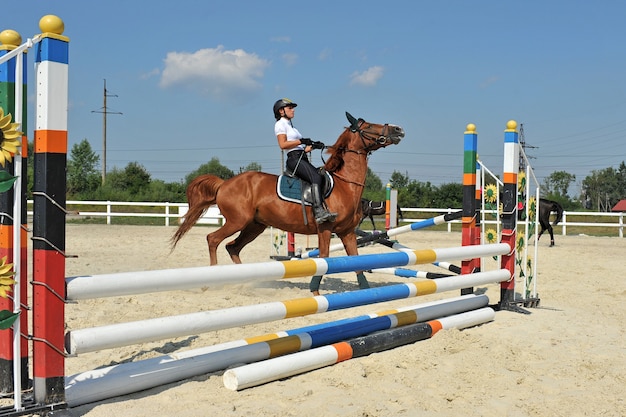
4,1,625,197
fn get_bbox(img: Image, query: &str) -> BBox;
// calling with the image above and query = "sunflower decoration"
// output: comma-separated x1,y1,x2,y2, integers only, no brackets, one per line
484,184,498,204
484,228,498,244
0,107,22,167
0,256,15,299
528,196,537,220
516,231,525,252
517,171,526,194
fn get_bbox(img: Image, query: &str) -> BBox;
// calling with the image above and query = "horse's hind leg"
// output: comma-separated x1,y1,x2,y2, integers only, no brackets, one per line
547,225,555,247
225,222,267,263
206,223,246,265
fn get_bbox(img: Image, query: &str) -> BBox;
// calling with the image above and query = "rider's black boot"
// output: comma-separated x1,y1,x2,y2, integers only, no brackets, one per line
311,183,337,224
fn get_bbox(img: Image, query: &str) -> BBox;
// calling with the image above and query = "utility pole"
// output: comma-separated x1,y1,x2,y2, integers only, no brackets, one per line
518,123,537,173
91,79,122,185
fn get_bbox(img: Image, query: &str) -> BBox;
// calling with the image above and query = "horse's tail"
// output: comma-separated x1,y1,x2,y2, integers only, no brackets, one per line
171,174,225,249
552,201,564,225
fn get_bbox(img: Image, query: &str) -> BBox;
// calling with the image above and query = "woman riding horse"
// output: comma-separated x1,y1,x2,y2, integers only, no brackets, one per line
274,98,336,223
171,112,404,294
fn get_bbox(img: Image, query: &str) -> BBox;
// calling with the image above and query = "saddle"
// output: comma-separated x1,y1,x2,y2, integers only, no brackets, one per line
276,171,334,206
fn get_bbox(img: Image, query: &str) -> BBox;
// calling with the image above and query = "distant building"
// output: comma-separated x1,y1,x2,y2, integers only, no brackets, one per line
611,199,626,212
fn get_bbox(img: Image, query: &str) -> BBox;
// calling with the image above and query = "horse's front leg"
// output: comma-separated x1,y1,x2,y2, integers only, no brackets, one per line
340,231,369,290
309,228,333,296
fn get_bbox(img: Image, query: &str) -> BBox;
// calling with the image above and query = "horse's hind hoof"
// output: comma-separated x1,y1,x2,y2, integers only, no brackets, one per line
311,291,320,296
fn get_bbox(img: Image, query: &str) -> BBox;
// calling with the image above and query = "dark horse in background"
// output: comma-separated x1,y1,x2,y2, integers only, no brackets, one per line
359,198,403,230
171,112,404,294
537,198,564,247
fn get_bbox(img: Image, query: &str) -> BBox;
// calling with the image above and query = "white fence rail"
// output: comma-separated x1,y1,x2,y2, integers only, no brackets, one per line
25,201,625,238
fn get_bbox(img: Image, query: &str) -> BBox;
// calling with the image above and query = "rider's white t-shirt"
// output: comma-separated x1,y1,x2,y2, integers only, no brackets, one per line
275,117,304,154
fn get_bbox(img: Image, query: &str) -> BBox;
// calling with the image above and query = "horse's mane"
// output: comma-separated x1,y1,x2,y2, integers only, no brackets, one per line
323,128,351,173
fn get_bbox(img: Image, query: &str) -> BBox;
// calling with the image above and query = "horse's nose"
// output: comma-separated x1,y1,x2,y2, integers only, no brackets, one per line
392,125,405,142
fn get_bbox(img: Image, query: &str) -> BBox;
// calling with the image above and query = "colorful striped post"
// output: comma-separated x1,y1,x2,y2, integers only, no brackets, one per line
385,183,391,229
31,15,69,405
500,120,519,309
223,307,495,391
0,26,30,395
64,295,487,406
461,124,479,295
65,269,509,354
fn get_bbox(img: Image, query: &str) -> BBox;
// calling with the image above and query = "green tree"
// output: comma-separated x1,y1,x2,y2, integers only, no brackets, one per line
402,180,436,208
240,162,262,173
67,139,101,197
185,157,235,185
543,170,576,198
581,163,626,211
389,170,410,190
432,182,463,209
100,162,151,200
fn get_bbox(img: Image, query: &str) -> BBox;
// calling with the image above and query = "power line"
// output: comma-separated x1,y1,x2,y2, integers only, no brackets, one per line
91,79,122,185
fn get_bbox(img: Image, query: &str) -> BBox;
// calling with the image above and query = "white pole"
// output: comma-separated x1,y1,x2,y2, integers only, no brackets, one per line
65,270,508,354
66,243,510,300
223,307,495,391
65,295,487,406
11,47,24,412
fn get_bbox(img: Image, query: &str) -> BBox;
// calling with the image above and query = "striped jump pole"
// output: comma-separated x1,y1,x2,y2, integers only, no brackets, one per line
371,267,452,279
223,307,496,391
65,294,487,406
0,27,30,397
31,16,70,405
461,123,480,295
302,210,462,259
65,269,508,354
65,242,510,300
500,120,522,312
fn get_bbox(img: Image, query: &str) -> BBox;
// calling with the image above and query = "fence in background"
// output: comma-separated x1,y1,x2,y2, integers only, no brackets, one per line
24,200,625,238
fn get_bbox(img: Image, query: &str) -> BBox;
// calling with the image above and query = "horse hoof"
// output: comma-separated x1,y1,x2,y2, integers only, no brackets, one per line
311,291,320,296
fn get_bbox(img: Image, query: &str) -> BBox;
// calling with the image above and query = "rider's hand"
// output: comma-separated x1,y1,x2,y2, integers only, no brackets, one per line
312,141,325,149
299,138,313,146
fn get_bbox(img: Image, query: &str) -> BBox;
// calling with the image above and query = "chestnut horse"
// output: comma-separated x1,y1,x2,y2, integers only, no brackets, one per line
171,112,404,294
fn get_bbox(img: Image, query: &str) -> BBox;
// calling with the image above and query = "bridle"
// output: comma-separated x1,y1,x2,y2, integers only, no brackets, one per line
342,111,400,154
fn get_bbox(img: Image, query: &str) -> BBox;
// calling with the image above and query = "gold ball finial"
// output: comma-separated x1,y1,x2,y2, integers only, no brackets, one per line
506,120,517,130
39,15,65,35
465,123,476,133
0,30,22,47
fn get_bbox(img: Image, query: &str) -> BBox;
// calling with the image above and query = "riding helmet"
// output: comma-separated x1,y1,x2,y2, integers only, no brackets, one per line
273,98,297,120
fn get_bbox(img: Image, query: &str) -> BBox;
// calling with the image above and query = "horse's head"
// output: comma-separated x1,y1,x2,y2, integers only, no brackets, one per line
324,112,404,173
345,112,404,151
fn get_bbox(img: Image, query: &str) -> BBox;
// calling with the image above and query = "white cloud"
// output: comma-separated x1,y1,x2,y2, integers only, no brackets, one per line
318,48,332,61
140,68,160,80
350,66,384,86
282,53,298,66
159,45,270,100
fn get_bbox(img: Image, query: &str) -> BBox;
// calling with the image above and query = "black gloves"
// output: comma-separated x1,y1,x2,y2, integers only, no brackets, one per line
300,138,325,149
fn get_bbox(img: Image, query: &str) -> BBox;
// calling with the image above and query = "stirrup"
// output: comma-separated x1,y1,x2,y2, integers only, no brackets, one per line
315,209,337,224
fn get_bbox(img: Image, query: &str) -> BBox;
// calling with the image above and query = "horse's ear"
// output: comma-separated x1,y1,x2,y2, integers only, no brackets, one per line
346,112,359,132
